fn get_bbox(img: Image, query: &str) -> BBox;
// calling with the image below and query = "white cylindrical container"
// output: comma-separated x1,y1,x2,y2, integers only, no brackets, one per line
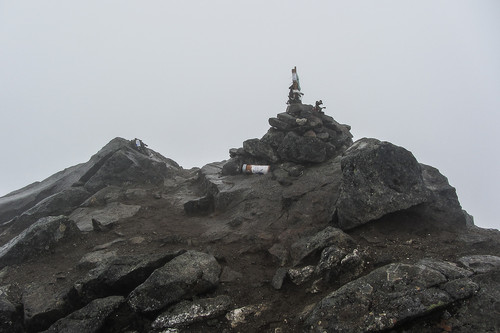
241,164,271,175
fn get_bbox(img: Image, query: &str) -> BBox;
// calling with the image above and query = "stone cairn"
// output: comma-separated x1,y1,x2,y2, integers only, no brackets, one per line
223,68,353,176
223,101,353,176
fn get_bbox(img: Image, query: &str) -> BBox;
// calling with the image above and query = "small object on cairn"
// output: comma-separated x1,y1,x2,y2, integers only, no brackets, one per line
313,100,326,113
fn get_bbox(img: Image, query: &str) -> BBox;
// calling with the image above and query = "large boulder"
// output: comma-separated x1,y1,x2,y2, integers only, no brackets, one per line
41,296,125,333
71,251,185,305
335,138,430,229
304,260,478,332
127,251,221,313
0,216,80,268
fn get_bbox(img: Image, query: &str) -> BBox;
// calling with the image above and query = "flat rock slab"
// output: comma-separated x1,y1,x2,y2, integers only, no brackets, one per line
0,216,80,268
41,296,124,333
127,251,221,313
69,202,141,232
305,261,479,332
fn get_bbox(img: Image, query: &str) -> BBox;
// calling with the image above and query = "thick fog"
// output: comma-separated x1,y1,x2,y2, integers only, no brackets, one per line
1,1,499,229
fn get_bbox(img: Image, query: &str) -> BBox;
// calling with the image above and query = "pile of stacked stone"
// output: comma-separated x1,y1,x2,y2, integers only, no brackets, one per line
223,103,353,175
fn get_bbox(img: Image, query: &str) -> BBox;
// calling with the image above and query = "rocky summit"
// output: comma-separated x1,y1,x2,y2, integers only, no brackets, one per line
0,106,498,333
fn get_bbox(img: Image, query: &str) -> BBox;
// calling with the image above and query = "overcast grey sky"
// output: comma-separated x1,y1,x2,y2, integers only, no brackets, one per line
1,1,499,229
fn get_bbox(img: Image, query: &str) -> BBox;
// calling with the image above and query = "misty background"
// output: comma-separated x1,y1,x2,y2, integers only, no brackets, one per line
0,1,499,229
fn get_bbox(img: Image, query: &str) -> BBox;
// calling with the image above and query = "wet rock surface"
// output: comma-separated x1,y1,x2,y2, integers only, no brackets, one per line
0,216,80,268
0,117,498,332
127,251,221,313
41,296,125,333
304,261,480,332
71,250,185,305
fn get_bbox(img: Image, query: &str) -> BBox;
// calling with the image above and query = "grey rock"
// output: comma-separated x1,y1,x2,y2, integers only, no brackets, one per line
72,251,184,305
442,278,479,300
417,164,467,228
82,145,174,193
23,282,74,332
296,118,308,126
225,303,270,328
9,187,91,229
41,296,125,333
0,284,23,333
189,161,283,217
78,250,118,269
0,216,80,268
304,262,479,332
271,267,288,290
277,112,300,126
281,157,343,227
278,132,327,163
286,103,315,115
79,186,124,207
446,270,500,332
416,258,473,279
280,162,305,177
151,295,232,329
288,266,315,285
69,202,141,232
127,251,221,313
261,128,285,150
314,245,347,275
320,115,353,148
316,132,329,141
269,117,293,131
338,249,365,280
336,138,430,229
243,138,279,163
457,255,500,274
290,226,356,266
0,167,89,225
